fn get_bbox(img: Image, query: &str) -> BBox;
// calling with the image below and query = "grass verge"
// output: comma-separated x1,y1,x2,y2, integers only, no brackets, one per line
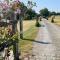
19,25,38,57
49,16,60,26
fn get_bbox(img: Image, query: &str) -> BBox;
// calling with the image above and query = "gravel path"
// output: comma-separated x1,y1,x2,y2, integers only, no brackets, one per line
45,20,60,60
31,20,60,60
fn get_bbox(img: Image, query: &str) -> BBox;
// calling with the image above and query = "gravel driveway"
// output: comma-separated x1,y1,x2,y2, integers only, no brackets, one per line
32,20,60,60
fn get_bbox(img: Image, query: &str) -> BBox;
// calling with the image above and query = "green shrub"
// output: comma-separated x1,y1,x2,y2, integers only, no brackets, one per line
35,22,41,27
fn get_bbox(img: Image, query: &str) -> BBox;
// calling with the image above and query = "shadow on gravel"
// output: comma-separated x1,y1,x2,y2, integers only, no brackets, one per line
41,25,45,27
22,38,51,44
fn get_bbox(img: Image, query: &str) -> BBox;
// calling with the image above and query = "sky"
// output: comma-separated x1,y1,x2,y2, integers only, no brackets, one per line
20,0,60,13
1,0,60,13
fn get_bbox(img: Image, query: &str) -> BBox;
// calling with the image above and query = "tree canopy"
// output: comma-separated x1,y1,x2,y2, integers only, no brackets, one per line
24,9,37,20
40,8,49,17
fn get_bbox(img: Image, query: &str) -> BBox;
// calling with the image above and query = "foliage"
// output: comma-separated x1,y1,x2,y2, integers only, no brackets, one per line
11,1,20,11
11,32,18,40
35,22,41,27
1,0,37,20
40,8,49,18
18,2,37,20
20,2,28,17
51,12,56,15
24,9,37,20
49,11,56,16
49,12,60,16
0,27,18,43
56,12,60,15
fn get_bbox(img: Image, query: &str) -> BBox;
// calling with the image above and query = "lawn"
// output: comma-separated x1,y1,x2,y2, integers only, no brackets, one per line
49,15,60,26
23,20,36,31
54,16,60,26
19,20,38,58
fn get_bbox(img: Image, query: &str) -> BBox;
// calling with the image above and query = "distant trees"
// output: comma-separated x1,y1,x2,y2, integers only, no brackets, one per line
49,12,60,16
18,2,37,20
40,8,49,18
50,12,56,15
24,9,37,20
56,12,60,15
39,8,60,18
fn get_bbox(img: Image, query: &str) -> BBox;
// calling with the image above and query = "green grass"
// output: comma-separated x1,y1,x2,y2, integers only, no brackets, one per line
19,25,38,57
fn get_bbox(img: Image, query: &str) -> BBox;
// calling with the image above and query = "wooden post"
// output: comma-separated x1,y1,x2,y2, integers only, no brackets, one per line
17,20,20,39
39,16,42,21
36,16,39,24
35,16,39,27
13,41,20,60
13,13,21,60
14,12,20,39
17,15,23,39
20,16,23,39
51,15,55,23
